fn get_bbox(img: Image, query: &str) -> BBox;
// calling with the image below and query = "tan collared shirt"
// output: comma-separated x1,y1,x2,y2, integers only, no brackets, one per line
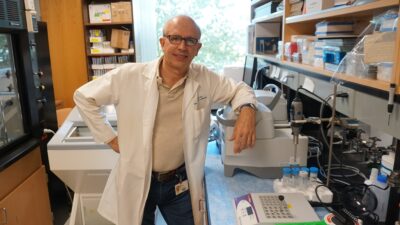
152,74,187,172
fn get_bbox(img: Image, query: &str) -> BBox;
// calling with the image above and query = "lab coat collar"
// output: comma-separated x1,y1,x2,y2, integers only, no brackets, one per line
183,65,200,112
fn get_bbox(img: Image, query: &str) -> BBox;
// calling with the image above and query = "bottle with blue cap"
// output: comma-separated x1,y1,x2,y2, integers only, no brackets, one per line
282,167,291,187
309,167,319,185
291,167,300,187
299,167,309,190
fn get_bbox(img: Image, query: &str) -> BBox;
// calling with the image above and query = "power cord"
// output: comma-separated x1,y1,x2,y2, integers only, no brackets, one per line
252,66,269,89
43,128,55,135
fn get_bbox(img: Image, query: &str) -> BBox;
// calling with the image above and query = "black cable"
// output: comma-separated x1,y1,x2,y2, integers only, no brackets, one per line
252,66,269,89
296,86,331,106
366,183,389,190
314,184,334,214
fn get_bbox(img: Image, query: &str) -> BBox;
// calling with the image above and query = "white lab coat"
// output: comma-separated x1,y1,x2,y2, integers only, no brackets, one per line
73,58,256,225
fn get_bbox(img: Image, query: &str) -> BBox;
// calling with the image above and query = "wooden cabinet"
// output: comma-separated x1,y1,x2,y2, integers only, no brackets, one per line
0,148,52,225
81,0,135,80
40,0,88,108
250,0,400,94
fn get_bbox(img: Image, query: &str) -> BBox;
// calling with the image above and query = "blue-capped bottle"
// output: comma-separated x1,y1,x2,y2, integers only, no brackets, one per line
291,167,300,187
282,167,291,187
299,167,309,190
309,167,319,185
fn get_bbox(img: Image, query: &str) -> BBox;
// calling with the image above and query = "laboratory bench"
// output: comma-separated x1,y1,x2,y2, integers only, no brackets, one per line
203,141,328,225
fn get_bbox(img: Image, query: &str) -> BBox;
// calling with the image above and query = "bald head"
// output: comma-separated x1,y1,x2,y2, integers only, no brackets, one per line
163,15,202,39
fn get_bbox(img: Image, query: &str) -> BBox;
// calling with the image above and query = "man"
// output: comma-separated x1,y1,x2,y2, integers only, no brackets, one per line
74,15,256,225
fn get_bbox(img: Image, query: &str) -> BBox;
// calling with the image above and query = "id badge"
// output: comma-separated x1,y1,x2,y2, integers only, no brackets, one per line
175,180,189,195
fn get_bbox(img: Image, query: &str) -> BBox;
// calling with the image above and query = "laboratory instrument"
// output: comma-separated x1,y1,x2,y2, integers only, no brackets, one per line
234,193,320,225
217,95,308,178
47,106,118,225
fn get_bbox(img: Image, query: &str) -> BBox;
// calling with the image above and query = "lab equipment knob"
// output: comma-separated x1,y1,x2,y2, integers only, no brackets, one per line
35,70,44,77
5,70,11,78
7,84,13,92
37,98,47,104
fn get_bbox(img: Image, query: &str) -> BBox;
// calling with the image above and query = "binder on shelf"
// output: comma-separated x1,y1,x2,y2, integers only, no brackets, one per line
315,21,354,36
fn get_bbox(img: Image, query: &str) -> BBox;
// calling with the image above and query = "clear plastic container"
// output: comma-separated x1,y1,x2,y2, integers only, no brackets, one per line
291,167,300,187
282,167,291,187
299,167,309,190
309,167,319,185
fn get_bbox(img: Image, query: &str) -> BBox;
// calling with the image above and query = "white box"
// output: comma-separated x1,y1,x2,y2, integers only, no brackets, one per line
89,4,112,23
89,36,104,43
91,64,104,70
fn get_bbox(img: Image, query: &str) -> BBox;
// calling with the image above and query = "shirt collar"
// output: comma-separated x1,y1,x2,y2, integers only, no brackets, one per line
156,56,188,89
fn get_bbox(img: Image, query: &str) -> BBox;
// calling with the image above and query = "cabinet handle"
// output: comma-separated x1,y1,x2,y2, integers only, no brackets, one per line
1,208,7,225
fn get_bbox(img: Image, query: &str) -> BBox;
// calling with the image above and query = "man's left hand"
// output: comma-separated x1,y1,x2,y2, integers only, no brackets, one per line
229,107,256,153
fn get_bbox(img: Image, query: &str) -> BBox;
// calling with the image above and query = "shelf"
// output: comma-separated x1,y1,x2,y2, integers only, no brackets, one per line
88,53,134,57
253,53,281,64
283,60,390,91
251,0,268,7
254,54,391,92
286,0,399,24
252,11,283,23
85,22,132,26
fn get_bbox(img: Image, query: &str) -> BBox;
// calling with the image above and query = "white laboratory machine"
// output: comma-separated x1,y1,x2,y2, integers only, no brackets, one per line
216,89,308,178
47,106,118,225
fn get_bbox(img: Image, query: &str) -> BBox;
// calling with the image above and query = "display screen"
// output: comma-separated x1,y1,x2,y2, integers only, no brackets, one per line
243,55,256,87
0,33,26,149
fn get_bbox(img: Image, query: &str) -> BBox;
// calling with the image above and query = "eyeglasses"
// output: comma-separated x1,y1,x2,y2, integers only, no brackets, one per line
164,35,199,46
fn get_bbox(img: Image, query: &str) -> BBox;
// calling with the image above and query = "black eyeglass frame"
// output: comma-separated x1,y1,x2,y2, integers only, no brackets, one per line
163,35,200,46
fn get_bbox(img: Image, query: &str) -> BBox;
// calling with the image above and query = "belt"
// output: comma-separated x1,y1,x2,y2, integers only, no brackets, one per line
152,164,186,183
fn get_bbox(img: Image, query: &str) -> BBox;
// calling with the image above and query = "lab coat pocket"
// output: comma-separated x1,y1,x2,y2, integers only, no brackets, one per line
195,95,208,110
192,107,209,140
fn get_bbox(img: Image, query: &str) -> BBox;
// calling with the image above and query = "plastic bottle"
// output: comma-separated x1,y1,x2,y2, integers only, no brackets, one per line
309,167,319,186
291,167,300,188
299,167,309,190
282,167,291,187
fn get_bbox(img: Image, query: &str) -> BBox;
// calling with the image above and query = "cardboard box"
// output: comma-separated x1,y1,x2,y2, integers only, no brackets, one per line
364,32,396,64
88,4,111,23
111,29,130,49
248,23,281,54
111,2,132,23
305,0,334,14
290,1,304,13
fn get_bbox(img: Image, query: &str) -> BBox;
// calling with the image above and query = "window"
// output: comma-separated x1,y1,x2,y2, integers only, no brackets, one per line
154,0,250,72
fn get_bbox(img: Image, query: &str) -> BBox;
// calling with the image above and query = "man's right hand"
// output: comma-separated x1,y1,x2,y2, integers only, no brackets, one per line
107,137,120,153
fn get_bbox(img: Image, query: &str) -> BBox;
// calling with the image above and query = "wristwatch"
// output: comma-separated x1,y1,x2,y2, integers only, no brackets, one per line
238,103,257,112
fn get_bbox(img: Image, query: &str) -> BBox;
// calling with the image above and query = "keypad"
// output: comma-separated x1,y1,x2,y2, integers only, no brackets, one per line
259,195,294,219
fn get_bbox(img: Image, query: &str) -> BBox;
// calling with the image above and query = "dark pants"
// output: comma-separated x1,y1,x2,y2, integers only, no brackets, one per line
142,168,195,225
